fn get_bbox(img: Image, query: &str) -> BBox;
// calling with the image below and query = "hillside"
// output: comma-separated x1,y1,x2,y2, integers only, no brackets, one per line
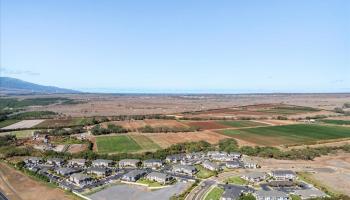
0,77,81,95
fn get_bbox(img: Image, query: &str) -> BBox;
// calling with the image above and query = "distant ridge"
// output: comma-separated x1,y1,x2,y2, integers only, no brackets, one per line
0,77,81,95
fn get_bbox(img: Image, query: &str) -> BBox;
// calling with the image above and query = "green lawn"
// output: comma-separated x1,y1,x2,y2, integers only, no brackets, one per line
195,165,216,179
205,187,224,200
0,119,21,128
136,178,162,187
96,135,142,153
220,124,350,146
320,119,350,125
217,120,266,128
225,176,248,185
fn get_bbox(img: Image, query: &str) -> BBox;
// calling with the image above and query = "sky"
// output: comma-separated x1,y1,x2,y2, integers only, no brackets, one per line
1,0,349,93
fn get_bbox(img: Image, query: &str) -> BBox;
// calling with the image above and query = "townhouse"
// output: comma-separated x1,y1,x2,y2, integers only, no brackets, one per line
202,160,220,171
270,170,296,181
119,159,140,168
172,164,197,175
121,169,146,182
68,159,86,167
91,159,113,167
143,159,163,169
146,172,173,184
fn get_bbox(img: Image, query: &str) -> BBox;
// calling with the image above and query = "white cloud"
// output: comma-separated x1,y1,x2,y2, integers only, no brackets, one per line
0,67,40,76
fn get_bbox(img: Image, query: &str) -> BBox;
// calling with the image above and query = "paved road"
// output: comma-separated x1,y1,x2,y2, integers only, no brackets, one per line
0,191,9,200
185,179,216,200
185,170,244,200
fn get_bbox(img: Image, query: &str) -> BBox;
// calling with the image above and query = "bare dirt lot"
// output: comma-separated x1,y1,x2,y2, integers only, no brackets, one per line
0,162,78,200
145,130,230,148
256,152,350,196
20,93,350,117
66,143,88,153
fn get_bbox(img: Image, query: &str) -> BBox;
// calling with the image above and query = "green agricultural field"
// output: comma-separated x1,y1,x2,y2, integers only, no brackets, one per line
220,124,350,146
204,187,224,200
96,135,142,153
0,130,35,139
258,106,320,115
320,120,350,125
217,120,266,128
128,135,161,151
0,119,21,128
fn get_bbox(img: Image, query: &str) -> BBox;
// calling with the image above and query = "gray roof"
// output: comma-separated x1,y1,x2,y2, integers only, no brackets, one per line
56,167,80,175
87,167,110,173
143,159,162,164
221,184,254,199
243,172,266,179
147,172,169,180
226,160,241,165
255,190,288,198
92,159,113,165
123,169,146,178
119,159,140,164
166,154,184,160
70,173,91,181
47,158,64,163
203,160,219,169
268,180,295,187
173,164,196,171
69,159,86,164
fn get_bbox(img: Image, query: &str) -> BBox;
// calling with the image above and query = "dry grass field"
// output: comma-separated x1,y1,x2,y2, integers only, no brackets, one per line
0,163,78,200
256,153,350,196
19,93,350,117
145,130,230,148
103,119,188,131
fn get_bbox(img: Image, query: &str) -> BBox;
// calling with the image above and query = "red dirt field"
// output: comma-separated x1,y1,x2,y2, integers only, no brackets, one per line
185,121,230,130
145,131,230,148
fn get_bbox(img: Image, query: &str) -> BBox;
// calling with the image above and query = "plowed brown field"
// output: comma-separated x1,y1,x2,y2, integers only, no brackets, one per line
145,131,229,148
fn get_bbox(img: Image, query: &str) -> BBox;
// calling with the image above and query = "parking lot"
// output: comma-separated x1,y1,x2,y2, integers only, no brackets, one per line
88,181,192,200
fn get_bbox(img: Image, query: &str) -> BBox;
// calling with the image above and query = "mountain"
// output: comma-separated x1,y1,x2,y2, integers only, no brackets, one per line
0,77,81,94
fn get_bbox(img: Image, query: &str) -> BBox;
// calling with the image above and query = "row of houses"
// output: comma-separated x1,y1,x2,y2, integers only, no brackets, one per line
121,170,174,184
24,150,257,174
24,157,163,169
241,170,297,183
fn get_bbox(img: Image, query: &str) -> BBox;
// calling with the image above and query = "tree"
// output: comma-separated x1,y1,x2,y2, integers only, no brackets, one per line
219,138,239,152
239,194,256,200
